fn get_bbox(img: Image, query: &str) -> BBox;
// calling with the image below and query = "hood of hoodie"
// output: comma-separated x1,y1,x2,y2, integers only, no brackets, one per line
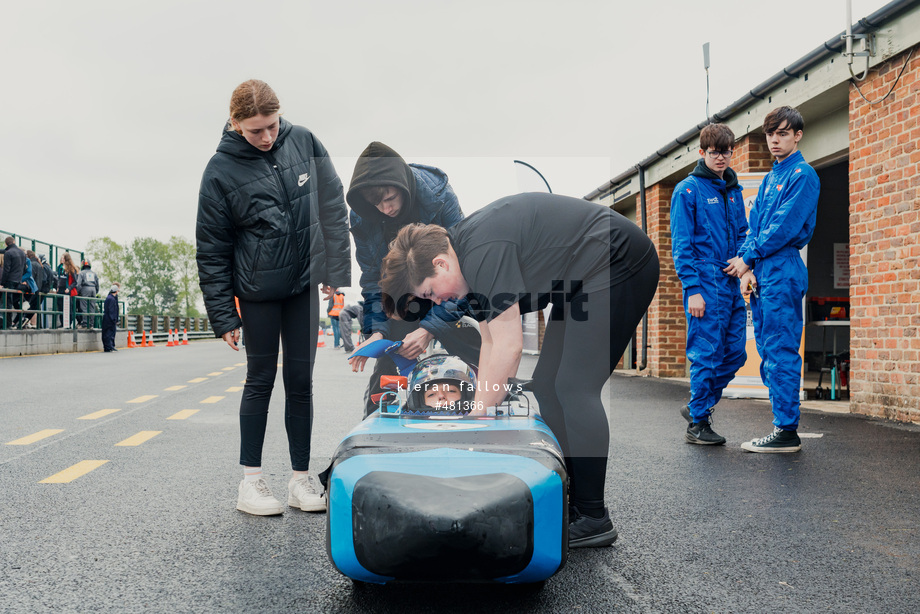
690,158,739,191
215,116,293,159
346,141,419,226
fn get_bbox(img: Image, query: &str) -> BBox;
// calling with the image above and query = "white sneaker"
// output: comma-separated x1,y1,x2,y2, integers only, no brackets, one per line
288,473,326,512
237,478,284,516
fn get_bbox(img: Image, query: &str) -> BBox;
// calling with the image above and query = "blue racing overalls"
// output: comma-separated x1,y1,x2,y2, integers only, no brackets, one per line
738,150,820,430
671,161,749,421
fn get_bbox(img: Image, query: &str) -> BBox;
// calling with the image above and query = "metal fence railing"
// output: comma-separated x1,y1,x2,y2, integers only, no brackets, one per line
0,230,85,271
0,288,212,340
0,287,124,331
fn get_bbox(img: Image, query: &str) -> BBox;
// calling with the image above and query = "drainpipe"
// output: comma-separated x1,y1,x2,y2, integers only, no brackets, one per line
637,164,650,372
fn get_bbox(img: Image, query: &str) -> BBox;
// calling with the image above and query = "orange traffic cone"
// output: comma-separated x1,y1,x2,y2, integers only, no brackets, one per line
140,331,147,347
317,327,326,347
181,329,189,345
166,329,175,347
127,331,137,348
147,331,156,347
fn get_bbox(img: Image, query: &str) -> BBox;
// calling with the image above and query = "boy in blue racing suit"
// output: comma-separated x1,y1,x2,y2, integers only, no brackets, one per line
725,106,820,453
671,123,748,445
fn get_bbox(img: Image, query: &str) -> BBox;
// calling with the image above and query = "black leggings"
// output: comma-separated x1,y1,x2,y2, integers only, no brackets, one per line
531,255,660,512
237,287,319,471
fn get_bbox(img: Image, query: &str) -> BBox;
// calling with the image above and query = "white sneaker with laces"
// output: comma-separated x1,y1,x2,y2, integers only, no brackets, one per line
288,473,326,512
237,478,284,516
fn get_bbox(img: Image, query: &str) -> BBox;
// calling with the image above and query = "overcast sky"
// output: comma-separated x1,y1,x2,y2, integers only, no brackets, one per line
1,0,887,300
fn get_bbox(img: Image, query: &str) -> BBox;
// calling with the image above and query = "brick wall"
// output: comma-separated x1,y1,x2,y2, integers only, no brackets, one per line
732,133,773,172
848,45,920,422
641,182,686,377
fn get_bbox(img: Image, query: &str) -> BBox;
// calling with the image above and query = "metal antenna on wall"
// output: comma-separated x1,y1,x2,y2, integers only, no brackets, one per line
702,42,711,121
843,0,873,81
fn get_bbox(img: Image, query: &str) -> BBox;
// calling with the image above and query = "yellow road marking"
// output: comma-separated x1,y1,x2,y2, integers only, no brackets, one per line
222,367,235,371
225,387,243,392
235,362,245,367
240,380,246,384
115,431,162,446
7,429,64,446
164,385,186,391
200,396,224,404
207,372,223,376
188,377,208,383
40,460,109,483
167,410,199,420
127,395,158,404
79,409,120,420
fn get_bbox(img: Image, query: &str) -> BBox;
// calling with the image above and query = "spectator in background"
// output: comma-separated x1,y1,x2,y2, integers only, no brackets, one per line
38,254,55,328
102,283,120,352
1,237,26,328
18,253,38,329
23,250,44,329
58,253,80,328
327,289,344,348
339,301,364,353
75,259,100,329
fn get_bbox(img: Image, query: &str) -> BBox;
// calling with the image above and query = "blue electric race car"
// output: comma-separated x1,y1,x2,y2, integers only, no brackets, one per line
324,348,568,585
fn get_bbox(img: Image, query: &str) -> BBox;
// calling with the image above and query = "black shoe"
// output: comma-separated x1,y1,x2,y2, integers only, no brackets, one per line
686,420,726,445
680,405,691,423
569,507,618,548
741,427,801,453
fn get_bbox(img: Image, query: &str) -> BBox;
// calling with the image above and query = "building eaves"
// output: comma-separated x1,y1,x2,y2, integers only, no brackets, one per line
585,0,920,202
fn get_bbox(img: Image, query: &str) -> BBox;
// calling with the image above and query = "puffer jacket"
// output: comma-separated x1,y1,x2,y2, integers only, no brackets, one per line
197,118,350,337
1,243,25,288
346,142,463,339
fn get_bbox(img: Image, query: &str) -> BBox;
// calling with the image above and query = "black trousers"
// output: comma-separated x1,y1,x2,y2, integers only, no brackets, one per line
102,320,117,350
531,255,660,512
2,283,21,327
237,287,319,471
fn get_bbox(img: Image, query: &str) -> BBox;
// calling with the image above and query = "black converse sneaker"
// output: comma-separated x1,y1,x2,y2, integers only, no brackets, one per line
685,420,726,445
569,507,618,548
741,427,802,453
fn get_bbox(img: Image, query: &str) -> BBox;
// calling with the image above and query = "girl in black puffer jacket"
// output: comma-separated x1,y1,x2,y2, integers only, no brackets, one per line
196,80,350,517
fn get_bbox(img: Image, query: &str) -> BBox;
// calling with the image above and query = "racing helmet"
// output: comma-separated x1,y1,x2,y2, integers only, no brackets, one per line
407,355,476,412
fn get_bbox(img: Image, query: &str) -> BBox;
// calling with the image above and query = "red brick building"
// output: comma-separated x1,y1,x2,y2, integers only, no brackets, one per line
587,0,920,423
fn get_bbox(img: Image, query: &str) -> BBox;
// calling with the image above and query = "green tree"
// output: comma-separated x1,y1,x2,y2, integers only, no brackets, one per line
169,235,201,317
85,235,203,317
125,237,178,315
86,237,128,292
